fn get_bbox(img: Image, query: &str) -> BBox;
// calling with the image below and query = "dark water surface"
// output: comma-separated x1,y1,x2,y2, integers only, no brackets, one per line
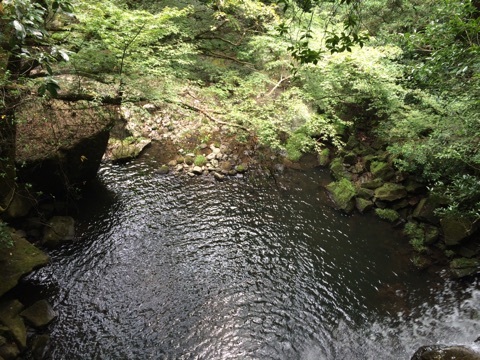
30,159,480,359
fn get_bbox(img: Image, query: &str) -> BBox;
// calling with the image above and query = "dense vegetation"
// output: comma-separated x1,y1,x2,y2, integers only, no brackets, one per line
1,0,479,224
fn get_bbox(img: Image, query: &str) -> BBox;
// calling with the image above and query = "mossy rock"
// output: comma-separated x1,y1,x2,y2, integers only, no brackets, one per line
357,187,374,200
194,155,207,167
0,300,26,350
0,233,49,297
370,161,395,180
20,300,57,328
108,138,151,162
326,178,356,214
450,257,480,278
360,178,384,189
412,197,441,225
329,158,351,180
317,148,330,166
356,198,374,213
440,216,478,246
374,183,407,202
235,164,248,173
42,216,75,248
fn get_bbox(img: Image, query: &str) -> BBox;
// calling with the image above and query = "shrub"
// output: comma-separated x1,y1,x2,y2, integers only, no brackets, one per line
375,208,400,222
194,155,207,167
404,221,427,253
0,221,13,249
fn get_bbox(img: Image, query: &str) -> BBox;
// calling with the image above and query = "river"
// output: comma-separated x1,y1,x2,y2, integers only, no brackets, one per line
27,156,480,359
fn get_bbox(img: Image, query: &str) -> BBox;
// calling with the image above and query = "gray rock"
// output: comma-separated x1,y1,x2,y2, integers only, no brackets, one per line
374,183,407,201
156,165,169,175
411,345,480,360
192,166,203,175
207,153,216,160
214,172,225,181
20,300,56,328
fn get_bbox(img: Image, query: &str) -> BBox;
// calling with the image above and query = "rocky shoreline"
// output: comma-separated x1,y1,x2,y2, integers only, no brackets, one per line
1,99,479,359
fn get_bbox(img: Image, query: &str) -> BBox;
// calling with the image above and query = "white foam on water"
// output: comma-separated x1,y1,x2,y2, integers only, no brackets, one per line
301,282,480,360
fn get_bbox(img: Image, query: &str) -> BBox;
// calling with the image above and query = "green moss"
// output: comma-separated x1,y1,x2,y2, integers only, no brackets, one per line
404,221,427,252
194,155,207,166
375,208,400,222
318,148,330,166
326,178,356,213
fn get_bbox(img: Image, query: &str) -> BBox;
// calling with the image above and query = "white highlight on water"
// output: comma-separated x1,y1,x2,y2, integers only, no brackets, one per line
302,282,480,360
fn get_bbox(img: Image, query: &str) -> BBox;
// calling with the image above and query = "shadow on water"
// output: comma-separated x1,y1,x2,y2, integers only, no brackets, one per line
24,158,480,360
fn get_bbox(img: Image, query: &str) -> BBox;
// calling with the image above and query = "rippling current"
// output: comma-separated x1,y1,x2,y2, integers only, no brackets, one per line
30,159,480,359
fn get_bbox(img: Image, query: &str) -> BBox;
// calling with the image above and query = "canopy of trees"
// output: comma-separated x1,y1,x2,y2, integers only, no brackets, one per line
1,0,479,220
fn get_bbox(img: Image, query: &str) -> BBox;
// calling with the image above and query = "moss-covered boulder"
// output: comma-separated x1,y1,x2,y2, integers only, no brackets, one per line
440,217,478,247
329,157,351,180
357,187,374,200
0,300,26,350
360,178,384,189
370,161,395,180
449,258,480,278
20,300,57,328
0,233,49,297
374,183,407,202
326,178,356,214
106,137,151,162
356,198,374,213
42,216,75,248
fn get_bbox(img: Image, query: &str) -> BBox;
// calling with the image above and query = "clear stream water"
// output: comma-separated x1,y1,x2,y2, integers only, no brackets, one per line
28,157,480,359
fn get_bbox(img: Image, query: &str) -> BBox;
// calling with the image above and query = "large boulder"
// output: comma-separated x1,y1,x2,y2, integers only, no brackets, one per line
411,345,480,360
42,216,75,248
440,217,479,247
104,137,151,162
449,257,480,278
374,183,407,202
0,300,26,350
326,178,356,214
15,99,114,196
0,233,49,297
370,161,395,180
20,300,57,328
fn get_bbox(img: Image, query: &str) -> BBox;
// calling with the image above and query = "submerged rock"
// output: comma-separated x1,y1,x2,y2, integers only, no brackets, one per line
411,345,480,360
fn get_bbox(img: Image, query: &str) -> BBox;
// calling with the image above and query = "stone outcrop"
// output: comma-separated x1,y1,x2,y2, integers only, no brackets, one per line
0,233,49,297
15,99,114,196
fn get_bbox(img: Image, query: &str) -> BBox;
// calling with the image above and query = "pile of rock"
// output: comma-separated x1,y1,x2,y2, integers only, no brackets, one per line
156,143,249,181
0,299,56,359
322,136,480,277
